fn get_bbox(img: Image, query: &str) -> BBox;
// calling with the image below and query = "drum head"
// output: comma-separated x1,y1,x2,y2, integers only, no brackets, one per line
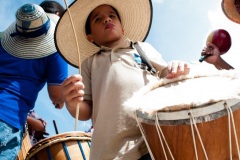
124,68,240,117
26,131,92,160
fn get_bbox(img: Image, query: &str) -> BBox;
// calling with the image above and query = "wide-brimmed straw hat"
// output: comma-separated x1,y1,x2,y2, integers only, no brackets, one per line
55,0,153,68
1,3,57,59
222,0,240,24
46,13,60,24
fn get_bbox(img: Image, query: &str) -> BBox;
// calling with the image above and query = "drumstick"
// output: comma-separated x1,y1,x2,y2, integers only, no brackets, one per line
63,0,81,131
53,120,59,134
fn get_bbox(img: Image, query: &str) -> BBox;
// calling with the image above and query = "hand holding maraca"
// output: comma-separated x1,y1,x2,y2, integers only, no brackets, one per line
199,29,231,63
201,42,221,64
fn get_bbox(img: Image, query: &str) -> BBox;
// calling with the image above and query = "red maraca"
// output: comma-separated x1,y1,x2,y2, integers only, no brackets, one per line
199,29,231,62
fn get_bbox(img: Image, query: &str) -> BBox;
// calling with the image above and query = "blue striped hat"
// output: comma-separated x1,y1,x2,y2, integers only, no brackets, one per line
1,3,57,59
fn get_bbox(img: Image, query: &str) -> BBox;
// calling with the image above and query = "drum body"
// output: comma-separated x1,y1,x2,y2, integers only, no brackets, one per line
26,131,92,160
137,99,240,160
16,131,32,160
124,70,240,160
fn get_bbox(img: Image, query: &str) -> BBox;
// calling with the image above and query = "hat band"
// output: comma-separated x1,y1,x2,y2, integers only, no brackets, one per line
10,19,50,38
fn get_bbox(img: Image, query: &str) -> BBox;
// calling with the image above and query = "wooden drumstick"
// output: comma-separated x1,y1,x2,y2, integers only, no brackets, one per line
63,0,81,131
53,120,59,134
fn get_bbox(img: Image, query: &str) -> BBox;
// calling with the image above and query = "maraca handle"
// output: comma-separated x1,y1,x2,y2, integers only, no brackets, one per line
199,54,211,62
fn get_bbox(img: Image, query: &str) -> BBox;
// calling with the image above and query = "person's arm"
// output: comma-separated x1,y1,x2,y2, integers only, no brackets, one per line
214,57,234,70
61,74,92,120
48,85,64,109
46,53,68,108
201,42,234,70
137,42,190,79
27,116,45,132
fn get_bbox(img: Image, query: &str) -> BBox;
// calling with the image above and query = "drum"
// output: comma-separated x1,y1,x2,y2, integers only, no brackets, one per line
137,99,240,160
16,131,32,160
124,68,240,160
25,131,92,160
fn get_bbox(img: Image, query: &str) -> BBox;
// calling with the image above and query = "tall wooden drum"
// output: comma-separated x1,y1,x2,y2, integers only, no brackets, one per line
137,99,240,160
16,131,32,160
124,69,240,160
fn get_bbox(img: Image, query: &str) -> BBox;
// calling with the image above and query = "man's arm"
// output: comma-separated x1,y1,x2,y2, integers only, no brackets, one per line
48,85,64,109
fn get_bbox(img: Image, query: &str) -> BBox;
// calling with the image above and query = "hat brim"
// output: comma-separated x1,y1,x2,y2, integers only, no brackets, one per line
1,21,57,59
222,0,240,24
55,0,153,68
46,13,60,24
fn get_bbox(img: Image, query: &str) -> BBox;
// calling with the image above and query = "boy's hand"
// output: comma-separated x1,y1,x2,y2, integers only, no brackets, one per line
165,60,190,79
61,74,85,109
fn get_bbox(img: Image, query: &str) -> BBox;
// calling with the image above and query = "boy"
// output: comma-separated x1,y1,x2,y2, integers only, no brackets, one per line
56,1,190,159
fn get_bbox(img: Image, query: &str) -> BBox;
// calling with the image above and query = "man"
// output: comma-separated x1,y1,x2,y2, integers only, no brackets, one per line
0,4,68,159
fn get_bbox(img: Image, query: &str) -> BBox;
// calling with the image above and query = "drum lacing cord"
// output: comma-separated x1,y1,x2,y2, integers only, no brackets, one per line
155,113,175,160
189,111,209,160
225,102,240,160
134,111,155,160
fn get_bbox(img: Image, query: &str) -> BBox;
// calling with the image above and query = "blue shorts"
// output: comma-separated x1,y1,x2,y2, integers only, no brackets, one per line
0,120,23,160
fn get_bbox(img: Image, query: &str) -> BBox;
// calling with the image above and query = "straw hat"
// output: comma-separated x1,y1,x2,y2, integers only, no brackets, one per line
1,3,57,59
55,0,153,68
222,0,240,24
46,13,60,24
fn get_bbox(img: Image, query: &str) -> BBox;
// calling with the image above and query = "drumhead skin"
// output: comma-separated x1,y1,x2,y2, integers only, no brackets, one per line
26,131,92,160
124,68,240,118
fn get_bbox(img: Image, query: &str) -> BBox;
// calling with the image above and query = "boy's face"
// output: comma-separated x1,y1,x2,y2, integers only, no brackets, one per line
86,5,124,47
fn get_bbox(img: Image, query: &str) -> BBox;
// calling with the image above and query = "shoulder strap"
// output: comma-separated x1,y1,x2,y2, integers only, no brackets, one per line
134,42,157,75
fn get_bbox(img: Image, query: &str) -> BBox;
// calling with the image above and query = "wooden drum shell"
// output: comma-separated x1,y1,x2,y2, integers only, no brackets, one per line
26,131,92,160
137,100,240,160
16,131,32,160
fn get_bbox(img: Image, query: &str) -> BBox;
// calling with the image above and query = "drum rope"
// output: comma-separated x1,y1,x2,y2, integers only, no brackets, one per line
155,114,175,160
155,122,168,160
229,107,240,160
189,111,209,160
62,142,71,160
78,141,87,160
189,114,198,160
225,102,240,160
226,104,233,160
134,111,155,160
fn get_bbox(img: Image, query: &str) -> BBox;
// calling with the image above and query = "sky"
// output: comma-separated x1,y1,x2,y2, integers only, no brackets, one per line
1,0,240,137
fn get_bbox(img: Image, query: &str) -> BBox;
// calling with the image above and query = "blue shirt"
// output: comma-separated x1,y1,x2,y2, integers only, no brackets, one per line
0,45,68,129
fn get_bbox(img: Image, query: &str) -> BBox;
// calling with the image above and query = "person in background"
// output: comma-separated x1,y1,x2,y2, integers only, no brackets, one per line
201,43,234,70
201,0,235,70
26,110,49,145
40,0,65,24
22,0,66,146
0,3,68,159
56,0,190,159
